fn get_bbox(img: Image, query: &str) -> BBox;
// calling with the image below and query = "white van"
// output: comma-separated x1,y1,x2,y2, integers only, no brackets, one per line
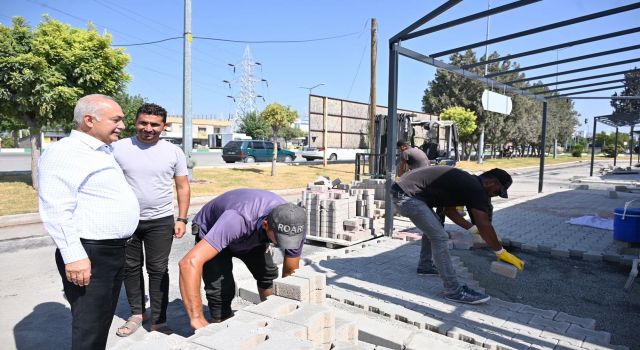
300,147,367,161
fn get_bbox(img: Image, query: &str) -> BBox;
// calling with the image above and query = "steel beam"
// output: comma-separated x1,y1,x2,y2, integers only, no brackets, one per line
538,79,624,94
555,85,626,97
485,45,640,78
429,2,640,58
396,46,546,101
390,0,461,43
462,27,640,69
401,0,540,41
520,69,638,89
539,102,547,193
509,58,640,84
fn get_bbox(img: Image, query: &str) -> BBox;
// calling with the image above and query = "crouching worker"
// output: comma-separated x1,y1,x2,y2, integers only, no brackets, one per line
391,166,524,305
179,189,307,330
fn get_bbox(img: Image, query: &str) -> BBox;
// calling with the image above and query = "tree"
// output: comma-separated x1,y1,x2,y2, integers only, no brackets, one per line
278,126,305,148
0,16,130,189
260,103,298,176
439,106,477,137
114,92,147,138
611,69,640,114
238,111,270,140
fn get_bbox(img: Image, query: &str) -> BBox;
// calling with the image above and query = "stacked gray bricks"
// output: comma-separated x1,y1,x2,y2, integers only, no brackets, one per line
187,295,358,350
303,182,385,243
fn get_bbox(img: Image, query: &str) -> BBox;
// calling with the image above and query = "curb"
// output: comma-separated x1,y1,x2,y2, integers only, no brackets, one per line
0,188,307,229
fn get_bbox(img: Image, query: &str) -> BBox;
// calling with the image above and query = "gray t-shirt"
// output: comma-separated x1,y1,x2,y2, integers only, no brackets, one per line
402,147,430,170
113,137,188,220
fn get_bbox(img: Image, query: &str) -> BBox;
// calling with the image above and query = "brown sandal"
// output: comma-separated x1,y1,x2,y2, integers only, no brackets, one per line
116,315,146,337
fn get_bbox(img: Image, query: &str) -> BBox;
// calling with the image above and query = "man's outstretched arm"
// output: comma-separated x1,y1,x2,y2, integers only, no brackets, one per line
179,240,218,330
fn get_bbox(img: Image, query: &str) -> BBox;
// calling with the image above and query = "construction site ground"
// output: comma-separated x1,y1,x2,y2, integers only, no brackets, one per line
0,160,639,349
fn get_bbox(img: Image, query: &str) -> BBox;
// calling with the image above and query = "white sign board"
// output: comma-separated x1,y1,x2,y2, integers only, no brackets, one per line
482,90,512,115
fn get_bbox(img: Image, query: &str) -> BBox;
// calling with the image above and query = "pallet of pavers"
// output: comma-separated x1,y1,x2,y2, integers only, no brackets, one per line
301,181,386,248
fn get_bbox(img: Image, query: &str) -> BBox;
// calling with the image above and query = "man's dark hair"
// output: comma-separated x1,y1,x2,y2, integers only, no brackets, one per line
397,140,408,147
136,103,168,123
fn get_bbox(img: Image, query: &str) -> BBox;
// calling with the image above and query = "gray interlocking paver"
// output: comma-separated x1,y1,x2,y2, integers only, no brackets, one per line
301,232,625,350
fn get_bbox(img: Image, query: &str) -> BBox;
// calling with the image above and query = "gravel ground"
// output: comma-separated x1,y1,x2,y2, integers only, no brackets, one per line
451,248,640,350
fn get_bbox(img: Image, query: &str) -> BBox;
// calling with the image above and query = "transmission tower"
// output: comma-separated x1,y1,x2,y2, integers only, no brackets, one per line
226,45,267,131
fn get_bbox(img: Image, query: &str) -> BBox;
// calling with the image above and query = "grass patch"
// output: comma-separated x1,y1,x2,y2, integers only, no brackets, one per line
0,175,38,216
190,163,355,197
1,155,632,216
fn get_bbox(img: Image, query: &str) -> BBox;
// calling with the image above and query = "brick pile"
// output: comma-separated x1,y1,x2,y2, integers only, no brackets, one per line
302,180,385,243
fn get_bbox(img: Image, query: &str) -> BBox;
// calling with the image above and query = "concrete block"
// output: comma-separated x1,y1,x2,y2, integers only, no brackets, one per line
232,310,308,340
335,316,358,344
565,324,611,346
405,330,485,350
274,276,311,302
490,261,518,279
520,304,557,319
354,316,415,350
237,279,261,304
330,341,374,350
551,248,570,258
575,184,589,190
582,251,603,262
553,312,596,330
252,333,320,350
528,315,570,333
278,304,336,338
191,325,269,349
614,185,629,192
243,295,301,318
310,289,326,305
609,191,619,198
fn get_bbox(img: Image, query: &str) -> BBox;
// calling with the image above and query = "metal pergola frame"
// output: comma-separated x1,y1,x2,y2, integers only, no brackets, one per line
384,0,640,235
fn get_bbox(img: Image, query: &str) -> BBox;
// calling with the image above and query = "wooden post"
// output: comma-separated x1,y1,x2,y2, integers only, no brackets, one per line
323,96,328,167
369,18,377,154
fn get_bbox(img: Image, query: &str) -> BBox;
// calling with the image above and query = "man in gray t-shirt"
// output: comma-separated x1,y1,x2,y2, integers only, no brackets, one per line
397,140,430,176
113,103,190,336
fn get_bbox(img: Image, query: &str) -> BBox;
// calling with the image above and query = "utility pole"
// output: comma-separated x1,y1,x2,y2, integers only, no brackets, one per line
369,18,377,155
183,0,193,179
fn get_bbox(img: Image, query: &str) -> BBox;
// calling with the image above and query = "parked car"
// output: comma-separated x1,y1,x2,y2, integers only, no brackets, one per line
222,140,296,163
300,147,364,161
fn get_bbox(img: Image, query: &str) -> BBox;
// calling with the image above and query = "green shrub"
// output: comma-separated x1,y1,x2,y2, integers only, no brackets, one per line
571,144,583,157
602,144,625,157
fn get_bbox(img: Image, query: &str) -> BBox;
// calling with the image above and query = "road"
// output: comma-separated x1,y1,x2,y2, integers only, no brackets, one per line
0,152,317,172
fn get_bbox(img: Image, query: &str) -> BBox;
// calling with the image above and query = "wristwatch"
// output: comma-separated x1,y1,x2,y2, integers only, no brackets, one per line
176,217,189,224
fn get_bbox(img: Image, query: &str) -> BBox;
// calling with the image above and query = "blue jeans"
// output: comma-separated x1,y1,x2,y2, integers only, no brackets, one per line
391,185,460,294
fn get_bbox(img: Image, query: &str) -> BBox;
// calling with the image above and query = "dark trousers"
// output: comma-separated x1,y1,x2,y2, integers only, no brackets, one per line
55,239,127,350
194,234,278,320
123,215,174,325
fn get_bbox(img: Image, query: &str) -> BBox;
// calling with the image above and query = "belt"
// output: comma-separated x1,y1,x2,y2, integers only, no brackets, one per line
80,237,129,246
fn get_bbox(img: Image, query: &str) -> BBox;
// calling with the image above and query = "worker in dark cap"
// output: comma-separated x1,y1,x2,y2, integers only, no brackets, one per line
391,166,523,304
178,189,307,330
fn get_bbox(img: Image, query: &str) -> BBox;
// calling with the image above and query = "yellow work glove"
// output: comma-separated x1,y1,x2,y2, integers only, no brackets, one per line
495,248,525,271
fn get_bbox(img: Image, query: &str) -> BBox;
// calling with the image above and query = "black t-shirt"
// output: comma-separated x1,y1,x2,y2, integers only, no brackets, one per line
395,166,491,213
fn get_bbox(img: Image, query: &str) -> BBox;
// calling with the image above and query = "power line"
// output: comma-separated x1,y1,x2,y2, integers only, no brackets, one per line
112,37,182,47
112,30,363,47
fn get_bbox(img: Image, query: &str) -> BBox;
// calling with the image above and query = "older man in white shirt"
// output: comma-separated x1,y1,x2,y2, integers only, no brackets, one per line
38,94,140,350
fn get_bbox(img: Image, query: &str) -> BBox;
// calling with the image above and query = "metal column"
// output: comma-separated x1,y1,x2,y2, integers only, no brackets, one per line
614,127,619,166
538,101,548,193
384,41,400,237
589,117,597,176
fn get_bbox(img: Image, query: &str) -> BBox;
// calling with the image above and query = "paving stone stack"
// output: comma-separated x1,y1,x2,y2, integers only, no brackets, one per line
302,182,385,243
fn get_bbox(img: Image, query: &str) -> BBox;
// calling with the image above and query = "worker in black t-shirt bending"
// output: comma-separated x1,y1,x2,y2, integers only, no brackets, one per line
391,166,524,305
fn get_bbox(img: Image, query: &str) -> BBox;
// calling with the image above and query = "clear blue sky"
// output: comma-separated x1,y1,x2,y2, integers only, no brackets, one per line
2,0,638,135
